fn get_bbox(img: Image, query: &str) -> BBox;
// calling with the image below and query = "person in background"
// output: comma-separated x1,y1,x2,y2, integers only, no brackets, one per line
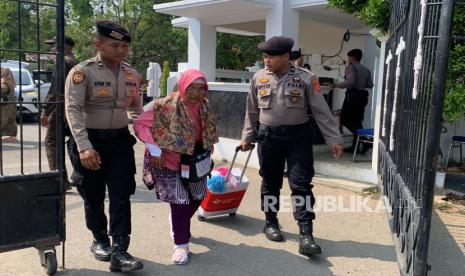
0,67,17,142
41,36,79,189
325,49,374,153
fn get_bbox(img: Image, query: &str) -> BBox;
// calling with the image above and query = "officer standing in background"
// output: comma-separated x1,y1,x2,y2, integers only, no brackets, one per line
326,49,374,153
240,36,343,256
65,20,143,272
41,36,78,189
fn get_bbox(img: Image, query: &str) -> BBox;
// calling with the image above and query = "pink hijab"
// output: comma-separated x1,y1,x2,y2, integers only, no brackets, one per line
178,69,208,142
178,69,208,98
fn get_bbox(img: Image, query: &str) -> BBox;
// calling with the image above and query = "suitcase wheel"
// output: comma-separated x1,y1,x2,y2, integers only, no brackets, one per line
198,215,206,221
229,213,236,218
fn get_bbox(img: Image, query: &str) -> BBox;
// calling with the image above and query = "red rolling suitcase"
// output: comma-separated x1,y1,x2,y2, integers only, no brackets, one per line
198,145,254,221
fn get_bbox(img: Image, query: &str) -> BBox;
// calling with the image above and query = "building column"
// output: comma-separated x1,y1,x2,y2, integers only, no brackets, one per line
265,0,300,49
370,32,390,175
188,18,216,81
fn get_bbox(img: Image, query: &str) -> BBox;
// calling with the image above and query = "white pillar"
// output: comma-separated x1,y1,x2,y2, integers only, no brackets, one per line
188,18,216,81
370,32,390,175
265,0,300,49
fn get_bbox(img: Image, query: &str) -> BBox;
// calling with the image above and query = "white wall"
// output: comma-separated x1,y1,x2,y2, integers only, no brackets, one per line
440,119,465,165
298,18,380,127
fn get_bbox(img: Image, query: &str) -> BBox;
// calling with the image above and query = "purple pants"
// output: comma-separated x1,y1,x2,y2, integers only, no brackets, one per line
170,200,202,245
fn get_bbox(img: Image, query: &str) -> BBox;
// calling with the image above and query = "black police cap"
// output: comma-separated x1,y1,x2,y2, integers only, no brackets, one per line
45,36,75,47
257,36,294,56
289,50,302,61
96,20,131,43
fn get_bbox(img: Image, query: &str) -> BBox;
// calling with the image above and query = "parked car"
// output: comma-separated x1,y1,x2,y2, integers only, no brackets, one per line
1,60,50,121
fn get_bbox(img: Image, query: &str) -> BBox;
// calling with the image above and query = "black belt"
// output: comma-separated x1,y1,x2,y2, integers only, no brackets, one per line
87,127,129,140
260,121,310,133
347,88,368,94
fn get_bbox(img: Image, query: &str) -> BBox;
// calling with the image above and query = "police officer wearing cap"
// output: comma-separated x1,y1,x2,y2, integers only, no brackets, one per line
240,36,344,256
41,35,78,190
325,49,374,153
65,20,143,272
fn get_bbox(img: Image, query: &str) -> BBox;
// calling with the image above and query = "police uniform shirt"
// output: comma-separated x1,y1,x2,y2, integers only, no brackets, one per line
65,53,143,152
43,52,79,117
338,63,374,90
242,64,343,146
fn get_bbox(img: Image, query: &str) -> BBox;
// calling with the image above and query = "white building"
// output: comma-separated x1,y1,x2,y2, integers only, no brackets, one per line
154,0,387,184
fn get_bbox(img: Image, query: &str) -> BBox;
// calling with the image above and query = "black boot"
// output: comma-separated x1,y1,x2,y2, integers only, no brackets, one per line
90,232,111,261
298,221,321,256
263,218,283,242
109,236,143,272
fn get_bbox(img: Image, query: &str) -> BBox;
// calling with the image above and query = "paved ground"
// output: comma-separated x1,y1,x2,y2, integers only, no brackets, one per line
0,124,461,275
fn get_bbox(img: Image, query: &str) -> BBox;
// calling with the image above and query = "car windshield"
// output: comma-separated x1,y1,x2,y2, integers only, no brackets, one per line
11,70,32,85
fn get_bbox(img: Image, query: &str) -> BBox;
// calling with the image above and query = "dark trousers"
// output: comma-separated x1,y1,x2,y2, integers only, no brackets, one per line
170,200,202,245
44,115,69,181
72,127,137,239
340,89,369,147
257,122,316,222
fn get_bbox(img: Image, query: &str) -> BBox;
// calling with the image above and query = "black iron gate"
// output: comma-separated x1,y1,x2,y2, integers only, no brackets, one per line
379,0,455,275
0,0,65,274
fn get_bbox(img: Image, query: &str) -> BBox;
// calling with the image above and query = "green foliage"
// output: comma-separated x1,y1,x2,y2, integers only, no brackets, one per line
359,0,390,33
328,0,390,34
65,0,188,73
444,5,465,121
159,60,170,97
0,2,56,60
216,33,263,69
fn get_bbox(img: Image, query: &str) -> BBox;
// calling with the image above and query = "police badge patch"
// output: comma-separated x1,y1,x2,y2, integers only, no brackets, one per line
259,90,268,96
72,71,86,84
97,87,110,96
291,96,300,103
311,79,321,93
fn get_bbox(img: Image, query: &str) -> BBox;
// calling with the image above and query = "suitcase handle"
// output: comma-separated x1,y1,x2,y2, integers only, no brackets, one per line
226,144,255,186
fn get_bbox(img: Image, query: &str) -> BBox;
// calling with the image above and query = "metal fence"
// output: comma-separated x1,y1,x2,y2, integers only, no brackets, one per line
0,0,66,274
379,0,455,275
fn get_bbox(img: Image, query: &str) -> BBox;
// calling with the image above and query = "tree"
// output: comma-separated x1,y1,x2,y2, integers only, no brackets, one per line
0,1,57,60
216,33,263,70
443,5,465,121
328,0,390,34
63,0,188,74
159,60,170,97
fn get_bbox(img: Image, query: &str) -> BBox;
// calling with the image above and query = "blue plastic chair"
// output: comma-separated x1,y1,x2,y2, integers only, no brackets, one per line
446,136,465,168
352,128,374,161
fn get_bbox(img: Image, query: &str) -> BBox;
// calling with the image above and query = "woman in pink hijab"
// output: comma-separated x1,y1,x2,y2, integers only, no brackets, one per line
134,69,218,265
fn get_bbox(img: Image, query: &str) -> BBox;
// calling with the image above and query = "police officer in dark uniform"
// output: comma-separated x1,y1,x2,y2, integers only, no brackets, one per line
65,20,143,272
327,49,374,153
41,36,79,189
241,36,344,256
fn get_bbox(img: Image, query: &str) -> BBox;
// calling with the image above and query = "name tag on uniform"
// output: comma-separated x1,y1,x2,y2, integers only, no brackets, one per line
195,155,211,177
126,82,138,96
181,165,190,179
